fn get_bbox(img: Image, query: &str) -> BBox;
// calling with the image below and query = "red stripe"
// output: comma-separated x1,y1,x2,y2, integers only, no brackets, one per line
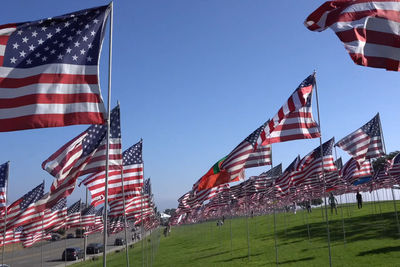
0,56,3,66
0,23,16,30
0,73,98,88
336,28,400,48
0,112,104,132
0,36,8,45
0,93,102,108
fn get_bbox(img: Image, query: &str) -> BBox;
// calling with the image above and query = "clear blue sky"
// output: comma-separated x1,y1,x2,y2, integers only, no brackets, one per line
2,1,400,211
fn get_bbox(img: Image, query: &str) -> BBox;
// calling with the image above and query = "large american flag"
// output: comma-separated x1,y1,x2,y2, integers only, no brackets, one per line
0,5,111,132
82,140,143,206
40,105,122,209
335,114,385,166
264,74,320,144
340,157,373,185
6,182,44,230
0,162,9,208
305,1,400,71
221,121,271,180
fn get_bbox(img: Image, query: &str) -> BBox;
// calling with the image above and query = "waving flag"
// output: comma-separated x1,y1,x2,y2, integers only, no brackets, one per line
0,5,111,132
341,157,373,185
336,114,384,165
80,205,96,227
0,162,9,208
275,156,300,197
82,140,143,206
40,105,122,208
388,152,400,182
65,200,81,228
305,0,400,71
264,74,320,144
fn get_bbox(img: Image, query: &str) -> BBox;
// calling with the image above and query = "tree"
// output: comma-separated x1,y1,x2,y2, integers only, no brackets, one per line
371,151,399,172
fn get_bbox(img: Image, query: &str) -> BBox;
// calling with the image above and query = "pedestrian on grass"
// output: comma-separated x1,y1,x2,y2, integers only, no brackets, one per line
356,191,363,209
328,192,338,215
306,200,312,213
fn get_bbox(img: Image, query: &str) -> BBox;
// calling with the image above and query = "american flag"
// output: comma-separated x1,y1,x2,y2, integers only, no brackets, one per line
274,156,300,197
85,207,103,235
341,157,373,185
264,74,320,144
305,1,400,71
65,200,81,228
291,138,337,187
0,5,111,132
0,162,9,208
388,152,400,182
335,114,384,165
40,105,122,209
108,195,151,218
6,182,44,230
221,121,271,180
82,140,143,206
107,216,126,235
80,205,96,227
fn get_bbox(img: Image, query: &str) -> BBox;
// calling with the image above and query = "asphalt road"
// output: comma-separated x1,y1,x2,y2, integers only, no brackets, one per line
1,228,144,267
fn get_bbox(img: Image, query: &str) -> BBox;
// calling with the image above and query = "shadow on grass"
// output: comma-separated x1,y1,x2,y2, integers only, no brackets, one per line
277,210,400,244
276,256,315,265
216,252,263,262
192,250,230,260
358,246,400,256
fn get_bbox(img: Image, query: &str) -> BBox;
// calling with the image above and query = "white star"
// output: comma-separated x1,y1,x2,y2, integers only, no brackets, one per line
57,54,63,60
50,21,56,26
41,26,47,31
67,36,73,41
90,30,96,36
42,56,47,62
50,49,56,54
93,19,99,24
17,30,23,35
35,52,41,58
59,42,64,48
85,24,90,29
80,49,85,55
55,27,61,33
53,40,58,44
87,56,92,62
10,57,17,63
76,30,82,35
73,17,78,22
22,37,28,43
38,39,44,45
74,41,80,47
88,43,93,49
44,46,49,51
64,22,70,27
19,50,26,57
66,47,72,53
26,59,32,64
82,36,88,42
12,42,19,49
32,31,38,37
46,33,53,39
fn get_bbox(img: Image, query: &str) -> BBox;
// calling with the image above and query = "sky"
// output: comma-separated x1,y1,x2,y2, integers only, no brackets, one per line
2,1,400,212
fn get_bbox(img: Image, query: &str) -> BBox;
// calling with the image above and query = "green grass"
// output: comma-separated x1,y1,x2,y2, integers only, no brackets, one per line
73,200,400,266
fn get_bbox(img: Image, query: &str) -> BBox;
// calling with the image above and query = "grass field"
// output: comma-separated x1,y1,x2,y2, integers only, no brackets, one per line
73,200,400,266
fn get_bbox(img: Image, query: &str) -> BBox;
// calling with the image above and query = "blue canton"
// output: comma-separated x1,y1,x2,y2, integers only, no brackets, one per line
0,162,9,188
20,182,44,210
123,140,143,165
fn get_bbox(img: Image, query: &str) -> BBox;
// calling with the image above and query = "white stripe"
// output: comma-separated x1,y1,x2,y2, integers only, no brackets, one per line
0,45,5,56
0,83,101,99
0,102,105,120
0,63,98,78
332,17,400,34
344,40,400,61
0,27,16,36
341,2,400,14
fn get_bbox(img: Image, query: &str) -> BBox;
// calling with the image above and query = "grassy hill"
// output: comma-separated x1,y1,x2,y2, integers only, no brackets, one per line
73,200,400,266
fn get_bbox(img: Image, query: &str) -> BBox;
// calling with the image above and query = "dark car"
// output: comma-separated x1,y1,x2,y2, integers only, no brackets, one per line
62,247,84,261
114,238,125,246
66,233,74,239
86,243,104,254
51,233,61,241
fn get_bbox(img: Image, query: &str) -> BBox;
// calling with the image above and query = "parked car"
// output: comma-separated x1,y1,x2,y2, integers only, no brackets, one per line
51,233,61,241
62,247,84,261
66,233,74,239
114,238,125,246
86,243,104,254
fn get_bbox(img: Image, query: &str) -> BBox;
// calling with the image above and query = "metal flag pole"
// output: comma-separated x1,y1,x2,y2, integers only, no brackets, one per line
40,212,45,267
334,146,346,246
120,158,130,267
141,187,145,267
103,2,114,267
228,190,233,255
243,179,250,261
1,161,9,266
314,70,332,267
377,113,400,236
84,188,88,262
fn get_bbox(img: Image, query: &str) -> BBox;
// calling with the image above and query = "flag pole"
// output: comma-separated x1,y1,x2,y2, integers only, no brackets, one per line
377,113,400,236
313,70,332,267
334,146,346,246
141,187,144,267
1,161,9,266
103,2,114,267
84,188,88,262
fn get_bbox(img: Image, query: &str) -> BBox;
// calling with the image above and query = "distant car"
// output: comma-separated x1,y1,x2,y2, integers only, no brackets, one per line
62,247,84,261
0,264,11,267
51,233,61,241
86,243,104,254
66,233,74,239
114,238,125,246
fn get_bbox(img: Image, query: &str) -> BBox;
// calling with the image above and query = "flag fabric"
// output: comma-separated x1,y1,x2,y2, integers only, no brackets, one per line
80,205,96,227
275,156,300,197
264,74,320,144
0,5,111,132
40,105,122,208
194,157,231,192
341,157,373,185
107,216,125,235
82,140,143,206
65,200,81,228
305,1,400,71
6,182,44,230
85,207,103,235
335,114,385,165
0,162,9,208
388,152,400,181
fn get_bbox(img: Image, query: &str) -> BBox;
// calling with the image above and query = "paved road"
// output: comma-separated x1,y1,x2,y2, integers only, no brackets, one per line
2,229,144,267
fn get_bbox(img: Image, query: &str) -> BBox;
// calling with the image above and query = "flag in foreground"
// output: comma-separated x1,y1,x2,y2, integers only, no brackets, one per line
0,161,9,208
305,0,400,71
335,114,384,165
0,5,112,132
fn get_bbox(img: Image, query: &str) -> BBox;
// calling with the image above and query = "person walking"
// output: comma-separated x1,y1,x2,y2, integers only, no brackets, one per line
356,191,363,209
328,192,338,215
